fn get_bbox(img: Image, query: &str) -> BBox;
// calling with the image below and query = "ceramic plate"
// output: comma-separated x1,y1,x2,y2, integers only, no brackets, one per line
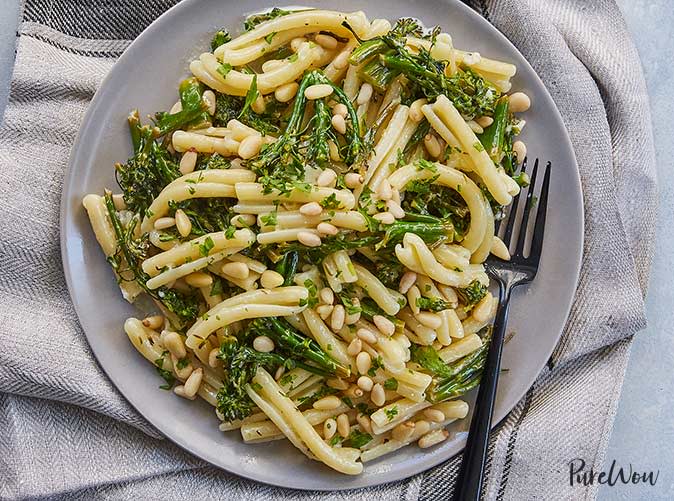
61,0,583,490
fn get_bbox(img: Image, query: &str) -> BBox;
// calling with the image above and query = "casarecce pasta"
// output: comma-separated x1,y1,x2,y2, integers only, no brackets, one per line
82,7,532,475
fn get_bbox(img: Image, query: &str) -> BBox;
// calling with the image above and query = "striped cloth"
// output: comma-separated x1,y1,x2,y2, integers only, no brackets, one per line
0,0,656,499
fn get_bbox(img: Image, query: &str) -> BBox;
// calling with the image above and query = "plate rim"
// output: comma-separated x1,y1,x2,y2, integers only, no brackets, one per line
60,0,584,491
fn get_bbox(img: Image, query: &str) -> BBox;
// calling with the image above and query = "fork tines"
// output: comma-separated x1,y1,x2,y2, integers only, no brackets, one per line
494,158,551,264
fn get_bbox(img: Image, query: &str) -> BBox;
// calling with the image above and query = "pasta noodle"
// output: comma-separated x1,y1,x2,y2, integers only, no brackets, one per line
82,7,533,475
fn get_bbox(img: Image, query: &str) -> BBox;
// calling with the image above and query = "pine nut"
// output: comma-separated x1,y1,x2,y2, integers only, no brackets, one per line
356,351,372,375
416,311,443,329
230,158,243,169
262,59,284,72
184,271,213,288
392,421,416,442
316,304,334,320
374,315,395,336
202,90,216,115
331,113,347,134
319,287,335,305
371,383,385,407
317,168,337,187
332,50,351,69
299,201,322,216
357,375,374,392
409,98,427,123
179,150,198,174
513,140,527,163
324,418,337,439
298,231,321,247
315,33,338,50
305,84,334,100
174,385,195,400
376,179,393,200
415,419,431,437
356,328,377,345
175,209,192,237
274,365,285,380
347,337,363,356
509,92,531,113
373,212,395,225
330,304,346,331
476,116,494,128
317,222,339,235
253,335,275,353
222,261,250,279
424,134,442,159
491,236,511,261
238,134,262,159
142,315,164,330
313,395,342,410
333,103,348,117
408,285,422,315
398,271,417,294
232,213,256,227
169,100,182,114
386,200,405,219
154,216,176,230
162,330,186,359
472,294,493,322
326,377,350,390
336,413,350,438
344,172,363,189
356,83,373,105
251,94,266,114
328,140,340,161
357,413,373,434
183,367,203,398
208,348,220,368
423,408,446,423
260,270,284,289
274,81,299,103
418,429,449,449
467,120,483,134
290,37,307,52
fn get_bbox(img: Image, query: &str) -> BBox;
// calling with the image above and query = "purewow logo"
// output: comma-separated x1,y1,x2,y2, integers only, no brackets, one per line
568,458,659,487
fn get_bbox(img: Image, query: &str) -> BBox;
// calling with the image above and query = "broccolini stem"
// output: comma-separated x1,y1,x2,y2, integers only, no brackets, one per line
276,251,299,286
479,96,509,161
255,317,350,377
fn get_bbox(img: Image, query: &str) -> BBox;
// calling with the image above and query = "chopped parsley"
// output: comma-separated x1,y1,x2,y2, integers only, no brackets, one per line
198,236,215,257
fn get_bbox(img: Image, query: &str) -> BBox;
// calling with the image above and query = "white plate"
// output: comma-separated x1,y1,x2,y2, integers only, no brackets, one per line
60,0,583,490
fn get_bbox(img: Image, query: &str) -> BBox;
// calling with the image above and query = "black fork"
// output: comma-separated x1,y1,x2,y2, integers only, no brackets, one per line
452,158,551,501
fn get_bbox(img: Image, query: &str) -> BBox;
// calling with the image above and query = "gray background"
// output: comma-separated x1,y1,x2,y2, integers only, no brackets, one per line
0,0,671,499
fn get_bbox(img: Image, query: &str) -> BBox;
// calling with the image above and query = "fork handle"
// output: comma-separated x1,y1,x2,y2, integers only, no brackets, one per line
452,284,511,501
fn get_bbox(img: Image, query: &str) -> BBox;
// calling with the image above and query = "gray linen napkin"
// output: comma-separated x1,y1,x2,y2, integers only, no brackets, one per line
0,0,656,499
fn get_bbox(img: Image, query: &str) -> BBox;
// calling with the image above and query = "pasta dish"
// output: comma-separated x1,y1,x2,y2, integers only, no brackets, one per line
82,7,530,475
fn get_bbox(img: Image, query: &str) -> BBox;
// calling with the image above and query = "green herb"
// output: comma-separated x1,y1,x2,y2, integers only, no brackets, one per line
198,236,215,257
319,193,342,210
264,32,277,44
217,63,233,78
211,29,232,51
243,7,294,31
240,75,259,118
343,429,373,448
383,378,399,391
384,406,398,421
154,351,175,390
176,357,190,370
